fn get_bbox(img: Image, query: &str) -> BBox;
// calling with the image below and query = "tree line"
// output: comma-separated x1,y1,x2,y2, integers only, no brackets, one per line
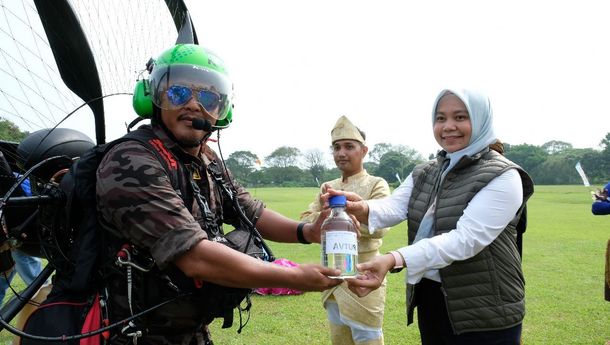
224,144,428,188
226,134,610,188
0,118,607,188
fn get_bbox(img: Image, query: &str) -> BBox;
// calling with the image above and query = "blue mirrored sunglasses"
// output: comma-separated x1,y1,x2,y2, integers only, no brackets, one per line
166,85,221,112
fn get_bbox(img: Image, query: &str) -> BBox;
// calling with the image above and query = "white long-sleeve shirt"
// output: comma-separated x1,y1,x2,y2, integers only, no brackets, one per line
367,169,523,284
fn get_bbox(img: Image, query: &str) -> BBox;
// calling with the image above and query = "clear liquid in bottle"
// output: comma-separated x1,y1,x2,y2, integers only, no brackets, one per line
321,195,358,278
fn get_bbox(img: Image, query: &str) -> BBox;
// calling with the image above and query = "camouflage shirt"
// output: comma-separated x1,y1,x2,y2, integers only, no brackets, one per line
96,125,265,269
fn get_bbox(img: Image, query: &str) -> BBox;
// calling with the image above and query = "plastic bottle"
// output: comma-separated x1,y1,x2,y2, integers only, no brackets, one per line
321,195,358,278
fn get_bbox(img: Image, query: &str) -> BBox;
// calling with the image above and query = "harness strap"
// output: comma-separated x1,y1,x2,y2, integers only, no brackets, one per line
207,160,274,262
184,163,226,244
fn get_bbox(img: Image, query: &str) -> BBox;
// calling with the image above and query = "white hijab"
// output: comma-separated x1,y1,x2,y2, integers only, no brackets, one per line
432,88,497,175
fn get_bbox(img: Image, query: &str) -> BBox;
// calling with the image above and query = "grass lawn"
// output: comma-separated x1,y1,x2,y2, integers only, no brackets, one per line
2,185,609,344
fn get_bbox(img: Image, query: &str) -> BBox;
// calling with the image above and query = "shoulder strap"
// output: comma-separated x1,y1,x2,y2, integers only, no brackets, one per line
119,128,196,213
119,128,183,193
63,129,184,226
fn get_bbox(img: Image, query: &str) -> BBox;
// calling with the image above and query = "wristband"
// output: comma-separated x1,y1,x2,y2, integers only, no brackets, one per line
296,222,310,244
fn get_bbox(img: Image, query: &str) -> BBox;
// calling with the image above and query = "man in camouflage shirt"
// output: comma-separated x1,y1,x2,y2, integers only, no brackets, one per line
96,44,341,345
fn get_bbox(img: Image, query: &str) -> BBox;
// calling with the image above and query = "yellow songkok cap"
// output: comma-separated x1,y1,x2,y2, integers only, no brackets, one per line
331,116,365,144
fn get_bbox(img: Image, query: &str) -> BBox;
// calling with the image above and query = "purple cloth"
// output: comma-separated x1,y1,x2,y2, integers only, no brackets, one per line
255,258,303,296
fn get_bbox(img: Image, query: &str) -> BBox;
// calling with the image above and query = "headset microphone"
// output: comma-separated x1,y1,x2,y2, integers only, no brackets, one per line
191,118,213,132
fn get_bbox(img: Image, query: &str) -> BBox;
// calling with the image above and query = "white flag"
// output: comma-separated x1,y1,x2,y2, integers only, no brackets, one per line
575,161,590,187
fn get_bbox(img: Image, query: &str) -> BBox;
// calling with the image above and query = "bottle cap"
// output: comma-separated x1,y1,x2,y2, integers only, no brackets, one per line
329,195,347,207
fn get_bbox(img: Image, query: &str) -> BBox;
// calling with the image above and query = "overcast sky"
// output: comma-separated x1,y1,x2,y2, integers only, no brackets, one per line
168,0,609,165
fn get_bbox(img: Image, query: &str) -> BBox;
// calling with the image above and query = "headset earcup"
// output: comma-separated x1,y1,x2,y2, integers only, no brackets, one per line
132,80,153,118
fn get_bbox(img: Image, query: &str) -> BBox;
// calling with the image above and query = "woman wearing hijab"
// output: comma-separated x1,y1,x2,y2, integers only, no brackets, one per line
335,89,534,344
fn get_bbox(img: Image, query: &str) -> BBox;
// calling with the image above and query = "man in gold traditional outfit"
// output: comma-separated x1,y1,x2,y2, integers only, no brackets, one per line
300,116,390,345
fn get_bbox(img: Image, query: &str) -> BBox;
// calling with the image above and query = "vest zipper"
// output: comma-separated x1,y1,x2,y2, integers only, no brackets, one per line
439,284,459,334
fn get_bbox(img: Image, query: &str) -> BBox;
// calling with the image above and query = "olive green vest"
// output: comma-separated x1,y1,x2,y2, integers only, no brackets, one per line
406,148,534,334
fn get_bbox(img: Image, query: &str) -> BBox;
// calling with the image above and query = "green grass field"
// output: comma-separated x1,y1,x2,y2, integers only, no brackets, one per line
2,185,609,344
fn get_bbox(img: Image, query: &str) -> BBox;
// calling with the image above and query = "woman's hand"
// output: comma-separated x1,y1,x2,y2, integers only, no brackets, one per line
346,254,394,297
322,187,369,225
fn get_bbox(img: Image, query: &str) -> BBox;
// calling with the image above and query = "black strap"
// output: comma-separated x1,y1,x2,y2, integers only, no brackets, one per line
184,162,224,240
206,160,274,262
516,205,527,258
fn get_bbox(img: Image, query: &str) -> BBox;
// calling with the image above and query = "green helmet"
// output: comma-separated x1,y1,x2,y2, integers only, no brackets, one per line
132,44,233,127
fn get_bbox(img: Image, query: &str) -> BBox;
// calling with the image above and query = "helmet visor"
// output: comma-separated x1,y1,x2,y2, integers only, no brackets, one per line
149,64,232,121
